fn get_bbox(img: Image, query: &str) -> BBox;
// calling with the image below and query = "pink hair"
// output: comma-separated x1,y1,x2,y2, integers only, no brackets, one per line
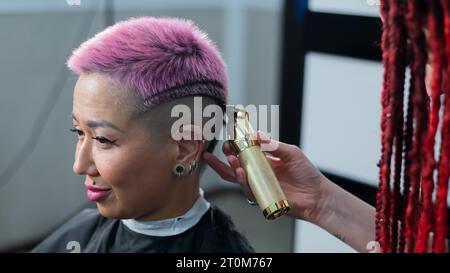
67,17,228,107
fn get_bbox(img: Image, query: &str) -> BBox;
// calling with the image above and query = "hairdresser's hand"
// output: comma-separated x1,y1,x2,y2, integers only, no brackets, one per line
202,132,329,223
204,132,378,252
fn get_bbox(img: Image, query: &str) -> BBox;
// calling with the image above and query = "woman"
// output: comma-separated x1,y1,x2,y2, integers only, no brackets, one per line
32,17,253,253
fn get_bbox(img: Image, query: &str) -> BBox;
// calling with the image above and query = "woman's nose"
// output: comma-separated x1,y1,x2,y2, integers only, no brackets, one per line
73,140,98,176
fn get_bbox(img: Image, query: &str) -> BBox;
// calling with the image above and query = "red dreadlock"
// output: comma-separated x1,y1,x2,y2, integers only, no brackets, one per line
434,0,450,253
376,0,391,251
388,0,407,253
415,0,443,253
404,0,428,253
377,0,449,253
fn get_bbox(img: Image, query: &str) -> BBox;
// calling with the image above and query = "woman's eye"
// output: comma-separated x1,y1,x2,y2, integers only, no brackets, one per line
93,136,117,145
69,128,84,137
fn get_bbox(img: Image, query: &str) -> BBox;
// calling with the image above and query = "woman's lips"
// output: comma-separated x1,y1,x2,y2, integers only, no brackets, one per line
85,184,112,202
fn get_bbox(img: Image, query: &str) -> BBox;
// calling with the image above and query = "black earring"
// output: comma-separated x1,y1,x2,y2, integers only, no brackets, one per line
173,163,185,177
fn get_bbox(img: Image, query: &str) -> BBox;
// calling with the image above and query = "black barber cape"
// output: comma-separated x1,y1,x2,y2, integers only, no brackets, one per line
32,206,254,253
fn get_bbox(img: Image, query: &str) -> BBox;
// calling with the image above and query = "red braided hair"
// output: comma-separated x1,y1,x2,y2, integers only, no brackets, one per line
378,0,449,253
434,0,450,253
415,0,444,252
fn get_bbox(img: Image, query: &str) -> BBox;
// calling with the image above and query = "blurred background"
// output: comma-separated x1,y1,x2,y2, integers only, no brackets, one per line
0,0,393,252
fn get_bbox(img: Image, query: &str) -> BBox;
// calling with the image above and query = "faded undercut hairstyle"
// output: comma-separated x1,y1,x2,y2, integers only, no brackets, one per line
67,17,229,172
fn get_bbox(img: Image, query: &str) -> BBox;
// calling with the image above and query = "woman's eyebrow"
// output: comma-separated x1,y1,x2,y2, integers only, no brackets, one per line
71,114,125,133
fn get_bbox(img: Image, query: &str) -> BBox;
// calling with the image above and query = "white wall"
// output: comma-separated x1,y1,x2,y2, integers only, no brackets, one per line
309,0,380,17
302,53,383,187
296,52,383,253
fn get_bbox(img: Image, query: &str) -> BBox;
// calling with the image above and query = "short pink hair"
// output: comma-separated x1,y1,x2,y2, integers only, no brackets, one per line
67,17,227,108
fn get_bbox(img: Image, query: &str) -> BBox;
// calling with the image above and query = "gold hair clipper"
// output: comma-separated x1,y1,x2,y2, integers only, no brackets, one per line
229,107,289,220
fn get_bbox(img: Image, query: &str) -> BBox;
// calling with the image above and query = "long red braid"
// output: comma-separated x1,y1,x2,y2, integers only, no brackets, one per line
415,0,443,253
377,0,449,253
388,0,407,253
434,0,450,253
376,0,391,251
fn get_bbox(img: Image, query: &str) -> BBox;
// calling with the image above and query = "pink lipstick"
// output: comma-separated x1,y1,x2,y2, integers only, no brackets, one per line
85,184,112,202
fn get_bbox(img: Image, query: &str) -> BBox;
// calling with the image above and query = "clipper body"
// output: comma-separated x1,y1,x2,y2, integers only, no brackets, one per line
229,108,289,220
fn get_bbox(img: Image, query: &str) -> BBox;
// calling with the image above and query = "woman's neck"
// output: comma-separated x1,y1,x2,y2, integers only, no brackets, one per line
134,179,200,221
122,187,210,237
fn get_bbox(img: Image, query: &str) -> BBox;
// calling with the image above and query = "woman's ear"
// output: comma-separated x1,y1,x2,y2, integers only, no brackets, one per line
174,124,205,163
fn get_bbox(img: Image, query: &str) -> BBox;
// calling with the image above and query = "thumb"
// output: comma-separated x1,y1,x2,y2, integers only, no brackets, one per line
255,131,298,160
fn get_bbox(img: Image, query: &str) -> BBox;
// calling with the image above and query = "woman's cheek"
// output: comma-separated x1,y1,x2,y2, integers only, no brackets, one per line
94,149,129,185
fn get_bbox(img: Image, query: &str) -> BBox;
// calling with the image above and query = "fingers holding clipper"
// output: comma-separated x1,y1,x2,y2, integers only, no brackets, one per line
227,155,244,182
202,152,256,202
227,155,256,202
222,141,238,156
255,131,300,161
202,152,237,182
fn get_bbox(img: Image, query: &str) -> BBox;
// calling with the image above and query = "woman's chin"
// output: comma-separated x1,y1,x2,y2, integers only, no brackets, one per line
96,203,127,219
